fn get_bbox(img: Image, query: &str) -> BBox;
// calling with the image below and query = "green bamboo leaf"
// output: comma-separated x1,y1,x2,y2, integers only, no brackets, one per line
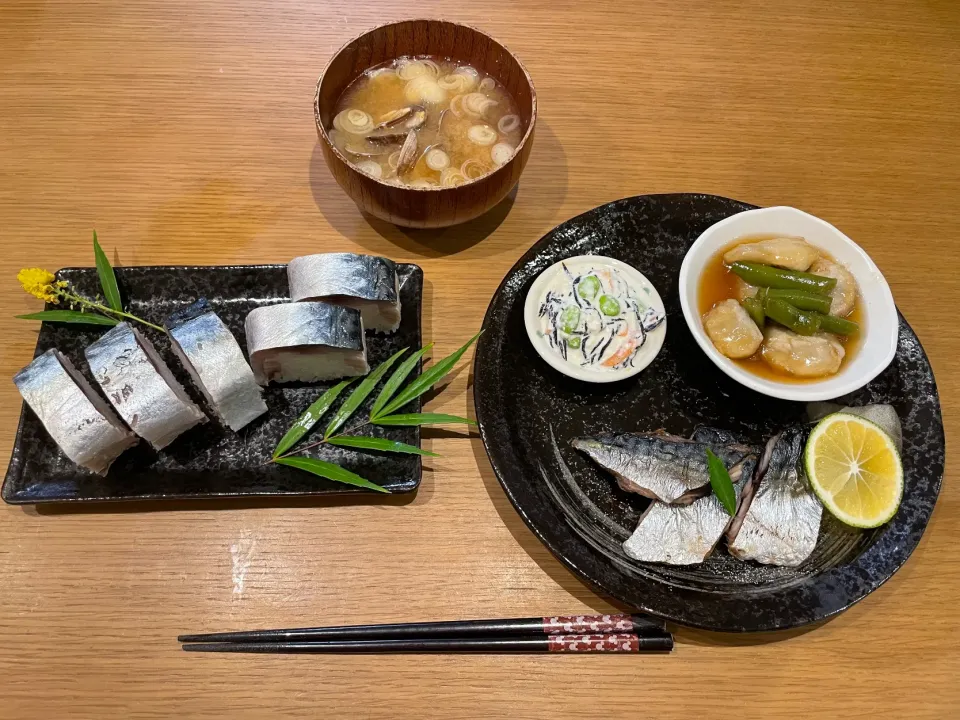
378,331,482,417
93,230,123,311
274,456,388,493
706,448,737,516
324,348,408,439
327,435,438,457
273,379,353,458
370,343,433,420
372,413,476,427
16,310,118,326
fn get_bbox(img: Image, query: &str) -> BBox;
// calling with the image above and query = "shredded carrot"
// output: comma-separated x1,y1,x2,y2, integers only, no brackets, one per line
602,340,635,367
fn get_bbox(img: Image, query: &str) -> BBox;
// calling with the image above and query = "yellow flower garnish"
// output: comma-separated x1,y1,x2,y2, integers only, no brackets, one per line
17,268,60,303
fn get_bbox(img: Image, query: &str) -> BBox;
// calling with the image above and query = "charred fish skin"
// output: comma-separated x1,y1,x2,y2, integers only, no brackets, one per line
13,349,138,475
244,302,369,385
166,301,267,432
85,323,207,450
287,253,401,333
571,432,758,505
727,426,823,567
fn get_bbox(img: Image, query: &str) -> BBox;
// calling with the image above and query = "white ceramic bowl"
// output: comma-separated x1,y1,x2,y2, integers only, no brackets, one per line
678,206,898,402
524,255,667,383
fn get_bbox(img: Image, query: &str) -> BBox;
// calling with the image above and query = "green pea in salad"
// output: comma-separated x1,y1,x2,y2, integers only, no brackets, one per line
536,258,664,372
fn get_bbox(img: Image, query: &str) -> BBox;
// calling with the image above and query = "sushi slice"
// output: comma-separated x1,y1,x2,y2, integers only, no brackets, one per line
287,253,401,333
165,299,267,432
244,302,369,384
13,349,138,474
85,322,207,450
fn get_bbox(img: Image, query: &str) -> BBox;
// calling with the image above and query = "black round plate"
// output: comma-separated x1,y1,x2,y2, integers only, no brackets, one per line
474,194,944,632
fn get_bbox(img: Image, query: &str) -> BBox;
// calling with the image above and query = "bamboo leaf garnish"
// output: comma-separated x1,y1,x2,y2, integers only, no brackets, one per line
323,348,408,439
373,413,476,426
93,230,123,311
274,456,389,493
706,448,737,516
15,311,119,326
377,331,482,417
370,343,433,419
326,435,438,457
273,379,353,458
271,333,479,492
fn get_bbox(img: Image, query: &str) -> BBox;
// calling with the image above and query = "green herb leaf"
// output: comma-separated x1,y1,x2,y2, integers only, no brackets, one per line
378,331,482,417
16,310,119,326
324,348,408,439
373,413,476,426
370,343,433,419
706,448,737,516
273,379,353,458
274,456,388,493
93,230,123,311
327,435,438,457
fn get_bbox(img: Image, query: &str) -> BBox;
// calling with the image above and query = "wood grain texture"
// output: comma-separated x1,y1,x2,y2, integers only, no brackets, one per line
0,0,958,717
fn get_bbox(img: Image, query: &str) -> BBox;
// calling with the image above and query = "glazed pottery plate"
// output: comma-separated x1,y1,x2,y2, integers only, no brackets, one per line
3,263,423,504
473,194,944,632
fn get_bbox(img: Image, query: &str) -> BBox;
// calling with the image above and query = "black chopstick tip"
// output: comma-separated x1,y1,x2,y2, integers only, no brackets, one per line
183,643,237,652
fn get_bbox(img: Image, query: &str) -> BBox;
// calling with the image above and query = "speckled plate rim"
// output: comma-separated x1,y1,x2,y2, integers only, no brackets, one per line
474,193,945,632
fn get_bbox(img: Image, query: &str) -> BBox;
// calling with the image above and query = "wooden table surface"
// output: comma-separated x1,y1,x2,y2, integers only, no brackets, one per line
1,1,958,717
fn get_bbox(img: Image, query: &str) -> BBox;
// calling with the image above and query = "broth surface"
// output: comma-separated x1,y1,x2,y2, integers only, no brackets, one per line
328,56,523,188
698,236,863,382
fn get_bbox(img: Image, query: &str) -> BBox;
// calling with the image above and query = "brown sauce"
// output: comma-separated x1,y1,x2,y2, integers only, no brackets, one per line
697,237,863,383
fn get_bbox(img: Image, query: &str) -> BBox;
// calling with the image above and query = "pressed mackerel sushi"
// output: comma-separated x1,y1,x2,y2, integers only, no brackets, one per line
85,323,207,450
13,349,138,474
244,302,369,384
165,299,267,432
287,253,401,333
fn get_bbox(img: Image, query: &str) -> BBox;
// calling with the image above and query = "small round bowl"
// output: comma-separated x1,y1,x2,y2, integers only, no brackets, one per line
524,255,667,383
314,19,537,229
678,206,898,402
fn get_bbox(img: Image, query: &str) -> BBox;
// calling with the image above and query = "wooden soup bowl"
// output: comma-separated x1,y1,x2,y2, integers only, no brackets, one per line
314,19,537,229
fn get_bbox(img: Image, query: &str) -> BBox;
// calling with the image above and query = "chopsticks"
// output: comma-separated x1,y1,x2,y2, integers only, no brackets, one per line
180,613,674,654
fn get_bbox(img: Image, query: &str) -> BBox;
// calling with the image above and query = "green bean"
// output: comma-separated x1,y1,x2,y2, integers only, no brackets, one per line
764,298,821,336
599,295,620,316
766,288,832,314
560,306,581,333
814,313,859,336
730,261,837,293
577,275,600,301
740,297,765,328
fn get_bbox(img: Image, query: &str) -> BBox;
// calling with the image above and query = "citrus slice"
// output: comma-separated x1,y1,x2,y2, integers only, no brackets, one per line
804,412,903,528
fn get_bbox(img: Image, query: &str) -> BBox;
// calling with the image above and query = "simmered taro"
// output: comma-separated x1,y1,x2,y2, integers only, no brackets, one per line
699,235,862,381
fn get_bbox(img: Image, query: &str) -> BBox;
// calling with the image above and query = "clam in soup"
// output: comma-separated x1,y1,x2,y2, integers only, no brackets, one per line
327,56,524,188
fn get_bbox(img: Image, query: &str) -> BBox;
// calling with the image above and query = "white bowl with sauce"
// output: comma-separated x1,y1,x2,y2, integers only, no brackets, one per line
679,206,898,402
524,255,667,383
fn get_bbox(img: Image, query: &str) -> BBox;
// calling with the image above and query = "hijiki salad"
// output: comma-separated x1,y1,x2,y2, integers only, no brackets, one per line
536,260,664,371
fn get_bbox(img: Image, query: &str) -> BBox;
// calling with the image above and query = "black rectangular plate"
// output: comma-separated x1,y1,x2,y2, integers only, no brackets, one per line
2,263,423,504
